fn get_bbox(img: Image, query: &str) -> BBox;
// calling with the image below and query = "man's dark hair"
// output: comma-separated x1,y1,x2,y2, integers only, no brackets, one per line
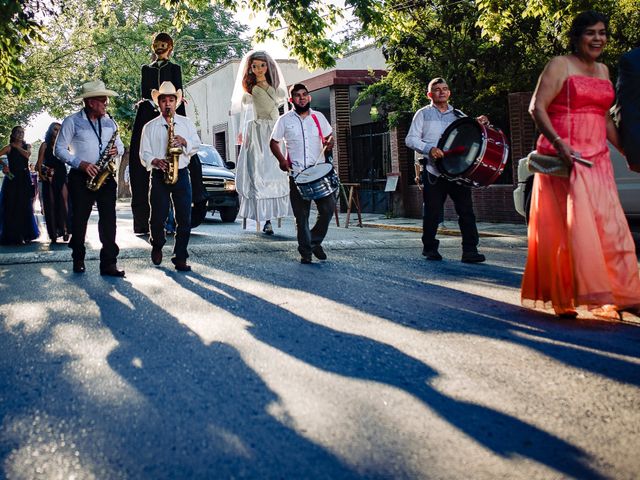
289,83,308,97
427,77,447,91
568,11,608,53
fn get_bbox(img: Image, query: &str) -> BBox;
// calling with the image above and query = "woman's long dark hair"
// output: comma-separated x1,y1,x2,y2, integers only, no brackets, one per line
568,10,609,53
9,125,24,144
44,122,61,156
44,122,61,146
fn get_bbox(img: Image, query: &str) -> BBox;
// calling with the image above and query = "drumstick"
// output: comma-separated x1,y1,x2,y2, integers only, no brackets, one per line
313,135,333,166
442,146,467,157
571,154,593,167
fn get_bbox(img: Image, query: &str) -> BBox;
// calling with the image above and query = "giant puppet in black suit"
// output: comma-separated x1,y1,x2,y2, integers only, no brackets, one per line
616,46,640,172
129,33,187,234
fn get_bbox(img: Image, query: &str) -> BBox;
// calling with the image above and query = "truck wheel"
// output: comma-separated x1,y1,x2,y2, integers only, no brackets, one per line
219,206,239,223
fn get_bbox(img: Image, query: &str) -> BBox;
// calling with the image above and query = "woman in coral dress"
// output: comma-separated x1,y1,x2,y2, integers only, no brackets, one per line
522,10,640,319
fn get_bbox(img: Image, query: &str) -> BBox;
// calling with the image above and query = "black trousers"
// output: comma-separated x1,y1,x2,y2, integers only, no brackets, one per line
149,168,192,261
129,151,151,234
67,169,119,268
289,177,336,257
422,172,479,253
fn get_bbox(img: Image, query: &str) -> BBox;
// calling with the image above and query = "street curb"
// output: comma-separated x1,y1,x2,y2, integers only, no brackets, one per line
0,238,424,266
362,222,522,238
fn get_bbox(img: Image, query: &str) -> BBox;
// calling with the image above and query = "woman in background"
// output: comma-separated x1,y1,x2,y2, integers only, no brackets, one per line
35,122,70,243
0,126,40,244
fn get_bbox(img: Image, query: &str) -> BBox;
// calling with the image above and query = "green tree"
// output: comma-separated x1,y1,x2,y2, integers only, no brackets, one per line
0,0,248,142
356,0,640,130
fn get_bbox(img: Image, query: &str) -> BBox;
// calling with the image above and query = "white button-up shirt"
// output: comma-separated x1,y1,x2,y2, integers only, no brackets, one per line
140,114,201,171
271,109,333,174
405,104,465,176
55,110,124,169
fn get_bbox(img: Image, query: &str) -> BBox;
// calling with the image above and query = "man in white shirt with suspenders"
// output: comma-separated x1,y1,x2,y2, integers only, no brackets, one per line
270,83,335,264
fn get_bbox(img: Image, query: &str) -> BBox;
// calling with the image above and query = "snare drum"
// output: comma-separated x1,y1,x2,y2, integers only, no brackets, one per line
294,163,340,201
436,117,509,187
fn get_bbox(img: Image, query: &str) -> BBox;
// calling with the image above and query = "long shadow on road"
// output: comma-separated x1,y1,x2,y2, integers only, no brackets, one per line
173,268,608,480
84,278,358,479
217,249,640,389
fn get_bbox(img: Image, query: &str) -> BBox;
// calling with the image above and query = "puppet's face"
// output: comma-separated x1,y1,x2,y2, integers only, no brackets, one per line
153,40,172,60
250,59,268,82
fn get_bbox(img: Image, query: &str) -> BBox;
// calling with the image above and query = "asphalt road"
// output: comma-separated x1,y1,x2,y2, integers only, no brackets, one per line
1,209,639,479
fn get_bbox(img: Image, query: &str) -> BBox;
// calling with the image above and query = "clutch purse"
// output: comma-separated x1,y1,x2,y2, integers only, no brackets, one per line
526,151,570,178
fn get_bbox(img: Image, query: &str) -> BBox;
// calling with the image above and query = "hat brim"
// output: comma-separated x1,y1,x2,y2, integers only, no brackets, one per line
72,89,118,102
151,89,183,108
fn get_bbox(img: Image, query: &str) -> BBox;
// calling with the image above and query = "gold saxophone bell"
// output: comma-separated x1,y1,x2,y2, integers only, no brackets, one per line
164,108,181,185
87,114,119,192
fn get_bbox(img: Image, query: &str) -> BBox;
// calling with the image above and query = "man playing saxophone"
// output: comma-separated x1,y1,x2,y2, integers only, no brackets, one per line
140,81,201,271
55,80,126,277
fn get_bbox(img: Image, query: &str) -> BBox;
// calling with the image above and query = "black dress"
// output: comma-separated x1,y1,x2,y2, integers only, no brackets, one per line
0,144,40,244
129,60,186,234
40,142,70,241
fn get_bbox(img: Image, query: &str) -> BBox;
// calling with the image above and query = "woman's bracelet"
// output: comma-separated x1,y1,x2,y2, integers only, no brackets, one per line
551,135,562,146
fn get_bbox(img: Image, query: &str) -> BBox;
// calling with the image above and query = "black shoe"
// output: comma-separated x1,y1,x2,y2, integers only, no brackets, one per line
423,249,442,261
100,265,125,277
73,259,85,273
263,221,274,235
300,256,312,264
151,246,162,265
172,258,192,272
311,245,327,260
461,252,486,263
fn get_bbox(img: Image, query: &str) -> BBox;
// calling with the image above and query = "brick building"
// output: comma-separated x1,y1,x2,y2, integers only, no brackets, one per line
185,47,539,222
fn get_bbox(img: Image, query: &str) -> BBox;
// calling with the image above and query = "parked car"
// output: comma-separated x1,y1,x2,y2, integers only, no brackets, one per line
190,144,239,225
514,144,640,222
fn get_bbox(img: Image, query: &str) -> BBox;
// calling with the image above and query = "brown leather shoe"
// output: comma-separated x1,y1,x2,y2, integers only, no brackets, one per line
73,259,85,273
151,246,162,265
100,264,125,277
172,259,191,272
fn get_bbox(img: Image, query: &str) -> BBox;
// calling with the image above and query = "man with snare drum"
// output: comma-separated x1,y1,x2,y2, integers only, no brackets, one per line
406,77,487,264
270,83,335,264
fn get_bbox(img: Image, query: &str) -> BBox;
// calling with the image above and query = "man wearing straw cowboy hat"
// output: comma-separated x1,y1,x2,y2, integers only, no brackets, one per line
269,83,335,264
140,81,200,271
55,80,125,277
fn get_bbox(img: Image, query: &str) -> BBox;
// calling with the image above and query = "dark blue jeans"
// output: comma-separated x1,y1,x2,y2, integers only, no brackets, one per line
149,168,192,261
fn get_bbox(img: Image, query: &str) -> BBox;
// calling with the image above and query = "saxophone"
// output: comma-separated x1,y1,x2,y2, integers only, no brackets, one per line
164,108,182,185
87,115,119,192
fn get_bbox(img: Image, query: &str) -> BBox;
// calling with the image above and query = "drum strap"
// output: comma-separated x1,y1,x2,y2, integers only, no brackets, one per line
311,114,325,143
290,113,328,176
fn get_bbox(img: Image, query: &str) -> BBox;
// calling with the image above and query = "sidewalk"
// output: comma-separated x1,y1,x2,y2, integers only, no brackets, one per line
355,212,528,238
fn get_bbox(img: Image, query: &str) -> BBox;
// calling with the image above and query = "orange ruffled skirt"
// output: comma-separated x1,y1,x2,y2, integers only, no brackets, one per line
521,150,640,315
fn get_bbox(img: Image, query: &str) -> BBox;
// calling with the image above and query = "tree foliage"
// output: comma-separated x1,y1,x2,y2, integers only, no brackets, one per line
0,0,61,92
356,0,640,129
2,0,639,140
0,0,248,142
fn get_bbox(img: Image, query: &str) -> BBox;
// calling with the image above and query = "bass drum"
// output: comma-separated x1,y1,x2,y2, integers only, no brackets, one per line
436,117,509,187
